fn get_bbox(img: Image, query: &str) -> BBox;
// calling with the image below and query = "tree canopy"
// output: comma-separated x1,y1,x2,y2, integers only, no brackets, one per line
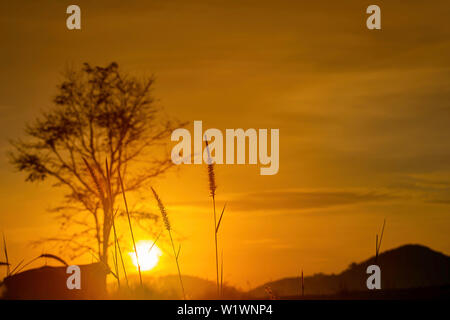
9,62,182,262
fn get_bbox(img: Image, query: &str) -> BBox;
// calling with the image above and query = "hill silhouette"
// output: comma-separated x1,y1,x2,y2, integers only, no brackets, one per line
249,244,450,298
111,274,248,299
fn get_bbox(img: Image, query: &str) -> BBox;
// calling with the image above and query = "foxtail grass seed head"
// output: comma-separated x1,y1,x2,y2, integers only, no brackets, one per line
205,139,217,198
207,163,216,198
151,187,171,231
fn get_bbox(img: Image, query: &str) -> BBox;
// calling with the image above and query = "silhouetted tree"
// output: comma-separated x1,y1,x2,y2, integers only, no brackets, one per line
9,62,182,263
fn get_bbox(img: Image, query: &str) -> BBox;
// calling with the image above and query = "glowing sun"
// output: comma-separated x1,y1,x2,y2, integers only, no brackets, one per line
129,240,162,271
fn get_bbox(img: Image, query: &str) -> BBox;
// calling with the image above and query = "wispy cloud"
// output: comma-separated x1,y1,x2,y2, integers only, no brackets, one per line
169,189,397,213
229,189,396,212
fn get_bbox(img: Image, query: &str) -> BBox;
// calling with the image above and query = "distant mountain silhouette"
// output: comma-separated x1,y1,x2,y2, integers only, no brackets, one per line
249,244,450,298
117,273,248,299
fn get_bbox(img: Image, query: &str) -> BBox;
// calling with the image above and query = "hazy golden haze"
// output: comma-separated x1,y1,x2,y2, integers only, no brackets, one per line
0,0,450,288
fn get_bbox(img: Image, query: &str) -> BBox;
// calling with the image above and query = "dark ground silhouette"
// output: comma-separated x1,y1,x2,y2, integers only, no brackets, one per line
249,244,450,298
1,244,449,299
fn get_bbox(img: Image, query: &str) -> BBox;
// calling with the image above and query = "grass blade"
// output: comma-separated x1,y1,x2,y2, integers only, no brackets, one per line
375,234,379,261
11,259,25,274
37,254,68,266
148,231,162,254
216,203,227,234
2,233,10,276
14,253,68,275
151,187,186,300
176,244,181,260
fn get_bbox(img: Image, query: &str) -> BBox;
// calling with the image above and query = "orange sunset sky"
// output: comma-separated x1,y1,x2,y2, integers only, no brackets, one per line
0,0,449,288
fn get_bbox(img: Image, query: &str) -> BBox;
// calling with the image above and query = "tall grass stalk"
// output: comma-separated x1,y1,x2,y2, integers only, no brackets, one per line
375,219,386,263
82,157,105,257
104,159,126,288
151,187,186,300
301,269,304,297
112,221,120,288
112,213,129,288
220,250,224,296
205,138,219,297
118,170,143,287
